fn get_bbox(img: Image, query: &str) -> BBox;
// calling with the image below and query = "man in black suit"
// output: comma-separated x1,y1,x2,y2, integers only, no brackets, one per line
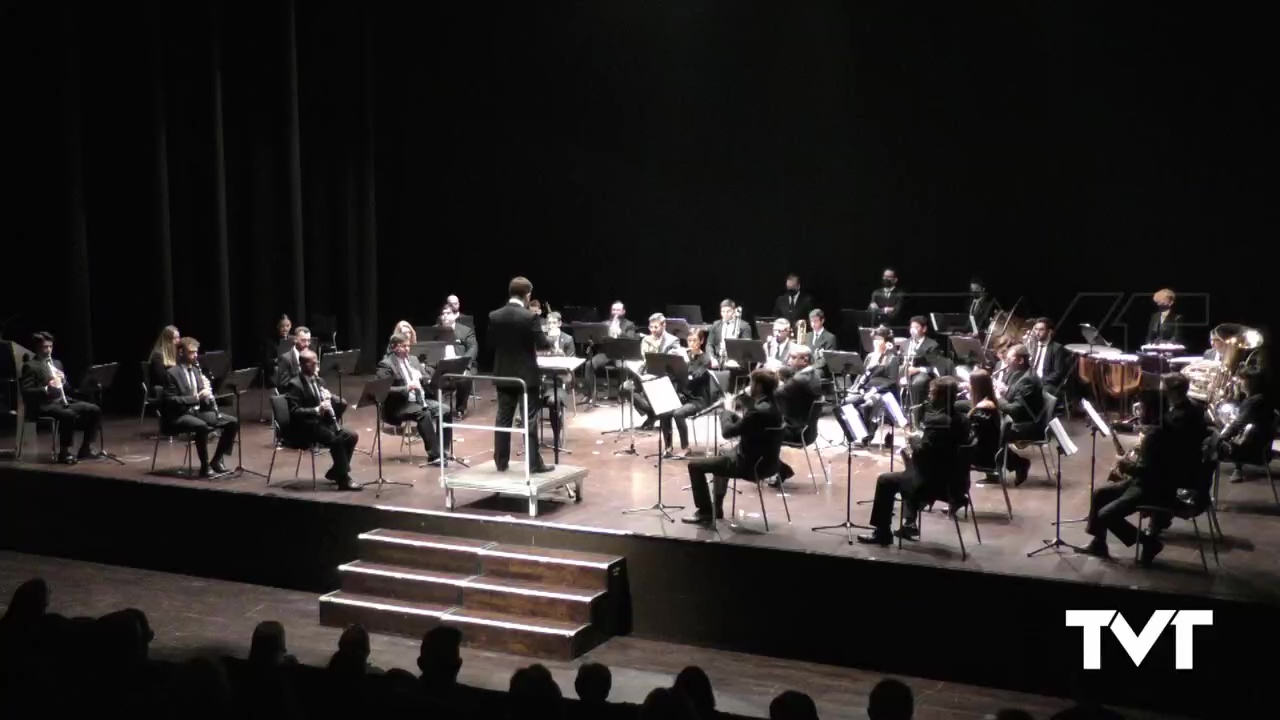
377,334,452,463
489,276,553,473
537,311,576,453
284,349,359,490
869,268,904,325
1218,367,1274,483
771,273,815,326
584,300,637,402
682,369,784,525
1080,373,1209,565
858,377,969,545
1145,288,1182,345
776,347,823,446
805,309,838,376
19,331,101,464
1030,317,1072,397
967,278,998,332
438,305,479,417
276,326,311,390
996,344,1047,485
161,337,239,477
901,316,941,425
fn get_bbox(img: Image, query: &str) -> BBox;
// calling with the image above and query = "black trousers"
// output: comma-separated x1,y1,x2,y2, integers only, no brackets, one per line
36,400,101,450
540,387,569,448
1002,419,1040,475
495,387,545,471
388,401,451,457
586,353,612,399
1086,478,1162,547
849,393,881,441
687,451,742,514
305,423,359,475
443,375,474,414
169,411,239,467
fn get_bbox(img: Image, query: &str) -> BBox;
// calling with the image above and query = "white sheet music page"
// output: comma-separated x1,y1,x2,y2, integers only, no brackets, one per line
1048,418,1078,455
641,376,682,416
880,391,909,428
1080,399,1110,437
839,404,869,440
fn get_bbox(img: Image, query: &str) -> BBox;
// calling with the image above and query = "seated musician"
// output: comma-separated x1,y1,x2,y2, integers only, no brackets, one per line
901,316,941,426
445,294,461,315
148,325,181,390
19,332,103,464
276,326,311,390
967,278,997,332
666,327,715,456
806,309,838,377
536,311,575,451
965,368,1023,479
708,298,753,371
682,369,784,526
1080,373,1209,565
1146,288,1182,345
160,337,239,477
762,318,793,369
858,376,969,545
771,273,815,327
769,345,821,487
995,343,1046,486
1029,317,1071,397
629,313,686,431
284,349,359,491
438,304,478,417
869,268,903,325
1219,368,1275,483
585,300,637,401
377,333,453,463
1203,331,1224,362
845,326,901,446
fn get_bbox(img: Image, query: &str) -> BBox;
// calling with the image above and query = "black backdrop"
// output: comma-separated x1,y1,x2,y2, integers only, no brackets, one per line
1,1,1273,396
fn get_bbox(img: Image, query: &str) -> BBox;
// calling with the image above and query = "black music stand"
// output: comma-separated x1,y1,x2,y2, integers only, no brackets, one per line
602,338,643,452
319,350,360,402
356,376,407,496
824,351,863,398
1056,399,1110,526
410,341,448,367
218,367,263,477
812,403,876,543
665,318,692,342
666,304,703,325
535,360,578,463
641,353,690,460
418,326,456,345
572,323,612,407
1028,419,1085,557
200,350,231,383
79,363,125,465
623,375,685,522
949,336,987,368
931,312,976,336
724,337,764,367
841,309,876,334
429,357,472,468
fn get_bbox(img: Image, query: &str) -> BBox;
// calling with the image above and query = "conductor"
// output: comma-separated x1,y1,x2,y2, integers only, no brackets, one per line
488,276,554,473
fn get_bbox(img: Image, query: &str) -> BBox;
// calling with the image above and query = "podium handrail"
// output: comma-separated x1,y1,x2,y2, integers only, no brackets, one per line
438,373,531,489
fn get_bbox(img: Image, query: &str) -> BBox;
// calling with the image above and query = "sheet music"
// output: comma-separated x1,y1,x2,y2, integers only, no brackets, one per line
537,356,586,373
641,376,682,416
839,404,869,440
1048,418,1078,455
880,392,909,428
955,366,972,381
1079,399,1110,437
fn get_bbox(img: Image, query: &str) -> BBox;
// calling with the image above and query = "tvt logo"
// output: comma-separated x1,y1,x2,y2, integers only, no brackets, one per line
1066,610,1212,669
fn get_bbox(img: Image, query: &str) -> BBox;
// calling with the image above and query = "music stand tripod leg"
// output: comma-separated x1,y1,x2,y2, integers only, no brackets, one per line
812,449,875,544
1028,443,1085,556
361,402,411,494
623,431,683,521
232,389,266,478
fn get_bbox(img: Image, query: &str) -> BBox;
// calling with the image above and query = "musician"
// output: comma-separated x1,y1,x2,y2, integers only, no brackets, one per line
160,337,239,477
276,326,311,390
869,268,903,324
777,346,822,445
996,344,1047,486
968,278,997,332
284,349,359,490
438,305,478,417
858,377,968,545
536,311,575,451
585,301,637,401
1203,331,1224,362
806,309,838,376
148,325,181,389
845,326,901,445
275,314,293,341
445,295,461,314
19,332,102,464
1029,317,1071,397
1145,288,1182,345
1219,368,1275,483
390,320,418,347
708,299,753,370
377,333,453,464
772,273,814,326
629,313,686,431
1080,373,1209,564
489,277,554,472
763,318,793,369
965,369,1005,476
902,316,941,426
682,369,784,525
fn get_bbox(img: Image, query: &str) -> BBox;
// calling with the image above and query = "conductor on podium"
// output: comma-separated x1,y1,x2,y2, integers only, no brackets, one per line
489,276,554,473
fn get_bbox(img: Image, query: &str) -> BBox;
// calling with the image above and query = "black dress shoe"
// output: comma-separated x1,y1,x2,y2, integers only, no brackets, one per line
857,530,893,545
531,464,555,474
198,466,213,478
681,512,714,525
895,523,920,541
1138,536,1164,567
210,460,229,474
77,446,97,460
57,451,77,465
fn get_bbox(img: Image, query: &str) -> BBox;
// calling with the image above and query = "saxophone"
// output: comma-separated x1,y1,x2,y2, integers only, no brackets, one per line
1106,429,1139,483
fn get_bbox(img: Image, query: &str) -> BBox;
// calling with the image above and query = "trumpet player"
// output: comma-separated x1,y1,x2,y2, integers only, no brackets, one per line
161,337,239,477
584,300,637,402
285,349,359,490
19,331,102,464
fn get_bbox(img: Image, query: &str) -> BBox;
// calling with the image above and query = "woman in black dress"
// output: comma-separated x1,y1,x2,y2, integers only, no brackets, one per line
966,368,1003,476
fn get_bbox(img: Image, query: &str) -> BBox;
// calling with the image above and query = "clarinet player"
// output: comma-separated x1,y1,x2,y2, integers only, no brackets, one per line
19,331,103,464
285,349,359,490
160,337,240,477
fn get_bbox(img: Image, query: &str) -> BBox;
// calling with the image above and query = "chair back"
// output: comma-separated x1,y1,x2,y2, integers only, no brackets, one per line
710,370,730,402
270,394,292,438
801,401,823,446
138,361,153,396
749,426,786,480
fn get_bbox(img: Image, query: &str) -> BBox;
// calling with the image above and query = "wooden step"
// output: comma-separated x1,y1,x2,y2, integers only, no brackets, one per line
357,530,490,575
339,560,603,624
318,590,593,660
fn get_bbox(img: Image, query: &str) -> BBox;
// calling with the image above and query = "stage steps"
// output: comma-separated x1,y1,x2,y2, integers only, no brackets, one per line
319,529,625,659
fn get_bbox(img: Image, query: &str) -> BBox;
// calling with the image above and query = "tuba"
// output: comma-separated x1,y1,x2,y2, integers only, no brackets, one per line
1189,323,1264,425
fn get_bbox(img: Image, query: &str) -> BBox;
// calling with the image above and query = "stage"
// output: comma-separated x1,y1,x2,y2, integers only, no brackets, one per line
2,377,1278,717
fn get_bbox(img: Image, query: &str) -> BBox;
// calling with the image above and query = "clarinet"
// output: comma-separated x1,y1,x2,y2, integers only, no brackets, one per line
195,360,221,419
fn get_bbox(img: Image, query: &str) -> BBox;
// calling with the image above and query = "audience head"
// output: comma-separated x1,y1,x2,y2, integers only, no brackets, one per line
809,308,825,330
868,678,913,720
508,277,533,302
649,313,667,337
277,314,293,337
788,345,812,369
687,326,707,353
338,624,370,660
574,661,612,703
509,663,562,717
293,327,311,351
2,577,50,624
674,665,715,718
720,299,737,322
418,625,463,684
770,690,819,720
171,657,233,720
751,368,780,398
639,686,697,720
249,621,288,666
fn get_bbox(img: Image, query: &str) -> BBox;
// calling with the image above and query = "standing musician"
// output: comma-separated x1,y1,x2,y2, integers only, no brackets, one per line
806,309,838,377
445,295,461,315
994,344,1046,486
967,278,998,332
707,299,753,370
763,318,793,369
160,337,239,477
629,313,686,431
858,377,969,545
901,316,941,426
488,277,553,473
148,325,181,389
771,273,815,326
1218,367,1274,483
276,326,311,390
377,333,453,464
438,305,478,417
682,368,784,526
869,268,904,325
19,332,103,464
845,326,901,445
284,349,359,490
1146,288,1182,345
585,300,638,401
1029,317,1071,398
536,311,575,452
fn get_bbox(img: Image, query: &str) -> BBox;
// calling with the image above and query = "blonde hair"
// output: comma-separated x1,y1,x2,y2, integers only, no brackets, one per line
1153,288,1176,305
151,325,179,367
391,321,417,345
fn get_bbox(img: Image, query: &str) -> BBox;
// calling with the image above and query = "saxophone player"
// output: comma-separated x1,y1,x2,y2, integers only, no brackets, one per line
160,337,240,477
285,349,359,490
19,332,103,464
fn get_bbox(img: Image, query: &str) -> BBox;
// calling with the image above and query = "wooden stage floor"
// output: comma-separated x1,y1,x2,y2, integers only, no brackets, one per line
5,379,1279,606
